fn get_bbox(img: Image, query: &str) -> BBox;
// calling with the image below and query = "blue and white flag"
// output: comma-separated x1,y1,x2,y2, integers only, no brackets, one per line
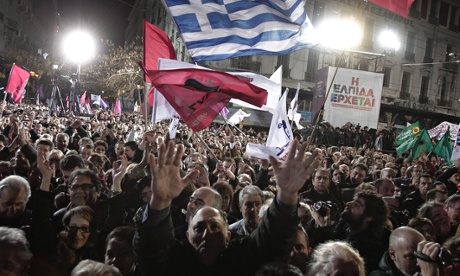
162,0,319,61
246,88,293,161
451,123,460,163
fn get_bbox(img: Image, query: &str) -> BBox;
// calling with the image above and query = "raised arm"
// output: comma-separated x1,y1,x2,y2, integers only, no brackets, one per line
148,141,199,210
269,140,320,205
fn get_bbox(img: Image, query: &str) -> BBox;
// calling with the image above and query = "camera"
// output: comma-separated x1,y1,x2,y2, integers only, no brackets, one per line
314,201,334,217
414,247,453,267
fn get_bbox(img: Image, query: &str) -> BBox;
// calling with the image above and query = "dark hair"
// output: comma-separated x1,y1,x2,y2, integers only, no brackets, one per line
62,205,97,231
60,154,85,171
0,134,8,144
446,194,460,208
94,140,108,150
124,141,138,151
355,190,388,228
373,178,393,193
351,163,368,172
255,262,303,276
68,169,102,192
36,138,54,149
105,226,135,248
426,189,446,202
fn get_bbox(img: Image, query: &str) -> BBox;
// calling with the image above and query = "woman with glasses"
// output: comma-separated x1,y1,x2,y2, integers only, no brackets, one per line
31,205,101,275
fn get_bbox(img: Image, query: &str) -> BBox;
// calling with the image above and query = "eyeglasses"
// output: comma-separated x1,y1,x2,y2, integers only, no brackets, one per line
69,183,95,191
65,225,91,233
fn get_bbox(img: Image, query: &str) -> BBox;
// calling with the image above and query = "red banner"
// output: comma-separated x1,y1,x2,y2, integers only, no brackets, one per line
5,63,30,103
369,0,415,18
145,68,267,132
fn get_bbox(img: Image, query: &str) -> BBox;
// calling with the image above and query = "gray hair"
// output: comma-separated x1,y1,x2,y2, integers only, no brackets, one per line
0,227,32,272
307,241,365,276
0,175,31,200
446,194,460,208
239,185,264,206
71,260,121,276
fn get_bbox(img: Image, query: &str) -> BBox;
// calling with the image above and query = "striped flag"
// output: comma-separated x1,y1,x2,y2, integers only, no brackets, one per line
162,0,319,61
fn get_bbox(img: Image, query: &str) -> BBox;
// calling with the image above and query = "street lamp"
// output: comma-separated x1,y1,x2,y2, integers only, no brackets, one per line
62,30,96,114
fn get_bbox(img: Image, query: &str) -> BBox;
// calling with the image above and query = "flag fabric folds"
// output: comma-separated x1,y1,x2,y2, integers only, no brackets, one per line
228,109,251,125
143,20,177,82
80,91,87,106
395,121,420,145
368,0,415,18
432,127,452,166
145,68,267,132
168,117,180,139
219,106,229,119
288,83,300,120
400,129,433,163
451,124,460,163
100,98,108,109
114,99,122,115
162,0,319,61
246,88,293,161
5,63,30,103
86,103,92,114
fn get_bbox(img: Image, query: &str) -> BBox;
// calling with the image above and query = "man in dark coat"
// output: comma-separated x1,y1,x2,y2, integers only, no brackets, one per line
133,140,320,275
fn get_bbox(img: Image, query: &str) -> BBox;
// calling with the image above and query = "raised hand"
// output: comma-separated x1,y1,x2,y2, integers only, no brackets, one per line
37,152,53,191
149,141,199,210
112,155,128,192
269,140,321,205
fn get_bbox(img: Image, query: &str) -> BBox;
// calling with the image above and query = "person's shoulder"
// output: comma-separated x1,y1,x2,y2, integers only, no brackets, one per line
229,219,243,231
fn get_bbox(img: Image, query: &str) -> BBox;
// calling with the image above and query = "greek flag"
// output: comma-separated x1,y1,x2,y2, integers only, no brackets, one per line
162,0,319,61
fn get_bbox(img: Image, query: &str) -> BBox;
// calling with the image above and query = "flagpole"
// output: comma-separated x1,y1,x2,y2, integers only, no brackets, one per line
307,50,346,148
221,114,246,136
144,83,151,130
193,132,218,161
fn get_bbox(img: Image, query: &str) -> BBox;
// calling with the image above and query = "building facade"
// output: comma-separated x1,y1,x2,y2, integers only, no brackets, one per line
126,0,460,128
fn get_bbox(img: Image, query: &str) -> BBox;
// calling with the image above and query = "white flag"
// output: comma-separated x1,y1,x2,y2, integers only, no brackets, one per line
133,101,139,112
246,88,293,161
168,117,180,139
288,83,300,120
126,127,138,142
90,94,101,105
228,109,251,125
451,123,460,163
293,113,304,129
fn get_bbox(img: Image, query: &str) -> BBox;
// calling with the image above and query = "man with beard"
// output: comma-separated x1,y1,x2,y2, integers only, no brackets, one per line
310,190,390,273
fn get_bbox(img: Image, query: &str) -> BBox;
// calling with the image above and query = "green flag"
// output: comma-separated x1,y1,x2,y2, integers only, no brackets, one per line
395,121,420,145
432,127,453,166
396,136,417,156
407,129,434,163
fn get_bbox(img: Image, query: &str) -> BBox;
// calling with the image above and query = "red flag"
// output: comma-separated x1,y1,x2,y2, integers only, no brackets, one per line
144,20,177,106
5,63,30,103
144,20,177,81
145,68,268,132
114,99,122,115
369,0,415,18
80,91,87,105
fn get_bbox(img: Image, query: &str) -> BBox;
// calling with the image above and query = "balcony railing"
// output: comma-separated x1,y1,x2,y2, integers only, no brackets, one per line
442,62,459,72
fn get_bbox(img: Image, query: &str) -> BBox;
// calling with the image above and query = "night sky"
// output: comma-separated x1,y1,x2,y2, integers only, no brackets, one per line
34,0,137,46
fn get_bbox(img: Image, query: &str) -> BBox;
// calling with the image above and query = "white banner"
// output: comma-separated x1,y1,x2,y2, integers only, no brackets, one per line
428,121,459,140
321,67,383,129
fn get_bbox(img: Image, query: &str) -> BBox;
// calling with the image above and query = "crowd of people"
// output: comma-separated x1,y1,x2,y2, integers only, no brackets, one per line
0,102,459,276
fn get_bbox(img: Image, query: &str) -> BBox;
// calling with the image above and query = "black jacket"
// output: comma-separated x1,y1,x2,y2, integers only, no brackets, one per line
369,251,401,276
133,199,299,276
